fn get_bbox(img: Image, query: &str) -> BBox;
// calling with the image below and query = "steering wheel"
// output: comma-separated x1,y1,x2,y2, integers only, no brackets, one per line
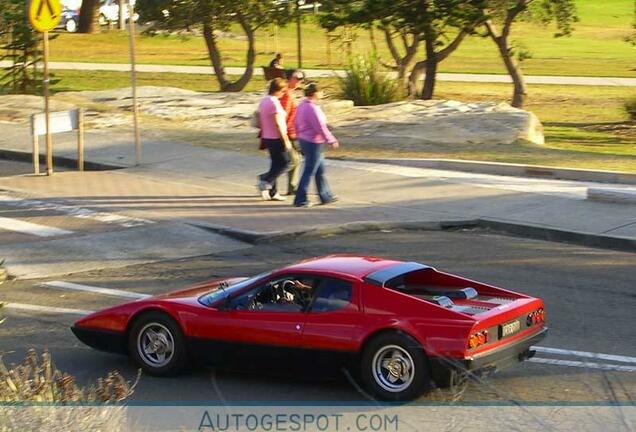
282,280,312,307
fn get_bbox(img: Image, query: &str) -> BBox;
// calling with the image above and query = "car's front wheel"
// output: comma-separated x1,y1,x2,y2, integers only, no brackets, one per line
128,312,188,376
360,332,430,401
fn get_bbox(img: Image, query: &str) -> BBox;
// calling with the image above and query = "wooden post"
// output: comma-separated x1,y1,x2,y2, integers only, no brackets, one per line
128,0,141,165
296,0,302,68
77,109,85,172
43,31,53,176
31,116,40,175
326,31,331,67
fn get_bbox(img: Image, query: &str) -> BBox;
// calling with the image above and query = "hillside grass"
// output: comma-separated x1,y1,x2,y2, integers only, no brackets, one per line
44,69,636,173
38,0,636,78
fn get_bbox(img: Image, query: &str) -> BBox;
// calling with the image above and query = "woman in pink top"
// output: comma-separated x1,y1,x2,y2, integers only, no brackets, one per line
257,78,292,201
293,83,339,208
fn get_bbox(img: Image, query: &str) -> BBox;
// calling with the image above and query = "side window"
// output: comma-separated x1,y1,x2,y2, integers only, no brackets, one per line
310,278,353,313
230,275,317,312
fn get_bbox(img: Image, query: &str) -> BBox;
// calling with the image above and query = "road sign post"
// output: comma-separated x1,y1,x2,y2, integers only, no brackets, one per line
27,0,61,176
43,30,52,175
128,0,142,166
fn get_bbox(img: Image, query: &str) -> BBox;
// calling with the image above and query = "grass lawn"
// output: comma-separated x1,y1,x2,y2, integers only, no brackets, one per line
47,69,636,173
40,0,635,78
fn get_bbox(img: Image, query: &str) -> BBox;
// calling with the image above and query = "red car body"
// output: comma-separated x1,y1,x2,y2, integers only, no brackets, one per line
72,255,547,393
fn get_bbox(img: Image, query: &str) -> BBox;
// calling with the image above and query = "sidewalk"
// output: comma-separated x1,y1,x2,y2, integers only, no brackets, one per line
0,124,634,243
1,61,634,86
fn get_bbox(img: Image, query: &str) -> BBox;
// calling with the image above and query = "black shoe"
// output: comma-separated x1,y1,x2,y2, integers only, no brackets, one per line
294,202,313,208
320,196,339,205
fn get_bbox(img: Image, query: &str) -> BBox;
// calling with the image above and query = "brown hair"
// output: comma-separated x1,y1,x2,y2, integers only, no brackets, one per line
268,77,287,95
304,82,319,97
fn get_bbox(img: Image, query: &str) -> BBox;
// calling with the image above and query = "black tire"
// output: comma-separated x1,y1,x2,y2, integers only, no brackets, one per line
128,311,188,376
360,332,430,401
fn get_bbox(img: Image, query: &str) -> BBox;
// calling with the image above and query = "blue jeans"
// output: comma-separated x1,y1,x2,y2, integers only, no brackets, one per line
260,138,290,197
293,139,334,205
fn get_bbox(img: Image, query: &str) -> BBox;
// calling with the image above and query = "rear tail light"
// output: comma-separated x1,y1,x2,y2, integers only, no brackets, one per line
468,330,489,349
527,308,545,326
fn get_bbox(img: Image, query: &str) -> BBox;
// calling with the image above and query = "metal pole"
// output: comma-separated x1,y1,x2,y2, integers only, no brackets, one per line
77,108,85,172
128,0,141,165
31,116,39,175
43,31,53,176
296,0,302,68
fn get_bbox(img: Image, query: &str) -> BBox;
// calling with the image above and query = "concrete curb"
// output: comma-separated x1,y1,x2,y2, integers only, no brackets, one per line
195,219,635,253
185,221,278,244
340,158,636,185
476,219,636,253
257,220,479,244
0,149,124,171
587,188,636,204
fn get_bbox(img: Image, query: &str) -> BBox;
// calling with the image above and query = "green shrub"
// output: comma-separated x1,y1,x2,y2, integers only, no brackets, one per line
624,97,636,121
339,53,400,106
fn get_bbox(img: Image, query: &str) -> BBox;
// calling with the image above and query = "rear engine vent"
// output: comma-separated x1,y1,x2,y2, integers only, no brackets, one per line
425,287,478,300
424,295,454,308
482,296,515,305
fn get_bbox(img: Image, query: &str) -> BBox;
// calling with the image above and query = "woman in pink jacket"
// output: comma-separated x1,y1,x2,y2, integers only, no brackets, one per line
293,83,339,208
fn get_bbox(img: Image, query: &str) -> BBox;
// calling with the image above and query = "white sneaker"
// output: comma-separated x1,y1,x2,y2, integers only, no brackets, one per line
260,189,272,200
271,193,287,201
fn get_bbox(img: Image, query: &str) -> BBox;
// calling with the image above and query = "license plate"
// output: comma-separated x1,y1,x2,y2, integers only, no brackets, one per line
500,320,521,338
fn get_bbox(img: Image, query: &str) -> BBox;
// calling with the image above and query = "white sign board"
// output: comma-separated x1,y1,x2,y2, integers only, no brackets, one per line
31,109,79,136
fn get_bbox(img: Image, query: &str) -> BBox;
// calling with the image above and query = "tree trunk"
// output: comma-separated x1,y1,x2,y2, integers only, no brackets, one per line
383,28,420,90
118,0,126,30
498,38,526,108
203,18,256,92
421,59,437,100
407,60,425,97
485,20,527,108
421,35,437,100
78,0,101,34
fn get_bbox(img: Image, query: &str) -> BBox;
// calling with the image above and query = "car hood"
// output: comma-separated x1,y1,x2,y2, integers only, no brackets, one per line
153,277,248,300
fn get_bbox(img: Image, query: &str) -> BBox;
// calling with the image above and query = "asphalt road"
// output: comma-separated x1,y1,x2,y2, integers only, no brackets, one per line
1,229,635,403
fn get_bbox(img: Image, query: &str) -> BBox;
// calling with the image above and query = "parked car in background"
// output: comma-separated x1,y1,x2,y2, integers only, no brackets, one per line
99,0,139,26
57,7,80,33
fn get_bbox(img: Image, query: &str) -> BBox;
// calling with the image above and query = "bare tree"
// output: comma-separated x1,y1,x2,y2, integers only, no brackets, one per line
482,0,577,108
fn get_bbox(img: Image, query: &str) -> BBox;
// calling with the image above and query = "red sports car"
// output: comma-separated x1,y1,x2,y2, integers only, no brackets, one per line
72,255,547,400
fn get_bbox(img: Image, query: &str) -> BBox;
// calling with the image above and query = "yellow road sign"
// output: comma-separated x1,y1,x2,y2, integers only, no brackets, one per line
28,0,62,33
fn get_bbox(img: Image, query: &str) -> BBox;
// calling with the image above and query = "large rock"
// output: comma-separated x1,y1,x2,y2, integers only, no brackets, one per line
0,87,544,145
331,100,544,145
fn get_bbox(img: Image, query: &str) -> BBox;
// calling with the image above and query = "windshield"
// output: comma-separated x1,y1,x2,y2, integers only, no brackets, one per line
198,272,271,307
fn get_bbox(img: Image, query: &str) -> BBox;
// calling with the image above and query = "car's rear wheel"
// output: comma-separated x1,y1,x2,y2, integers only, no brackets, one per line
65,19,77,33
360,332,430,401
128,312,188,375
